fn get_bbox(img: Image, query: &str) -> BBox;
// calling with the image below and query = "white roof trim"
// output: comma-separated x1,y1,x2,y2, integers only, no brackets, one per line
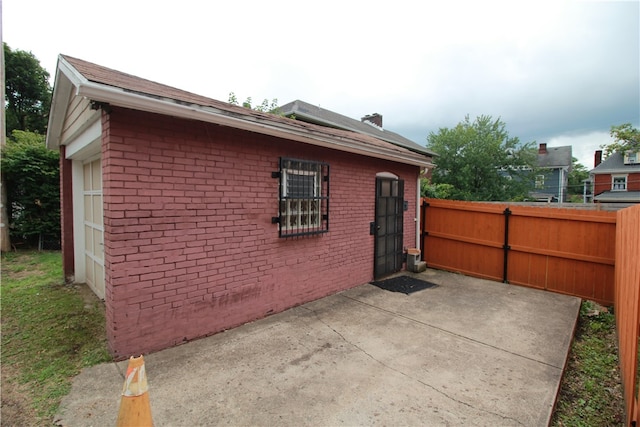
64,115,101,160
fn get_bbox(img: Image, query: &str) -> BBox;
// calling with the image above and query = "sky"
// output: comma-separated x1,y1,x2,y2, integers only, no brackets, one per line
3,0,639,170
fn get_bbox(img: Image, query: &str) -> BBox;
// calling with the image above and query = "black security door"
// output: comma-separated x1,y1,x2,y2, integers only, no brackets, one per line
374,177,404,279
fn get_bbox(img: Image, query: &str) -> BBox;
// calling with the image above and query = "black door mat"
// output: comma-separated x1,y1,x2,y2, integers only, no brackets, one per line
371,276,437,295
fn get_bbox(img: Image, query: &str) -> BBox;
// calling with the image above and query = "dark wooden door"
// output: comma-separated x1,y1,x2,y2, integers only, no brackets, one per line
374,177,404,279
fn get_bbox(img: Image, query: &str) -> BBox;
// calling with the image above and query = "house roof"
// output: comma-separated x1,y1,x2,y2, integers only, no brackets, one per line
528,192,558,202
538,145,572,169
590,151,640,174
594,190,640,203
46,55,434,168
278,100,435,157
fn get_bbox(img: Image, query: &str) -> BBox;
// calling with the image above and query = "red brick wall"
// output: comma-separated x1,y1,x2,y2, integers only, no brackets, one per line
102,107,420,357
594,172,640,195
594,174,610,195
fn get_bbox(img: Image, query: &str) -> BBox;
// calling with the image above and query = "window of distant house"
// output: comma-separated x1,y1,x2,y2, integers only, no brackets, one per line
612,175,627,191
535,175,545,189
273,158,329,238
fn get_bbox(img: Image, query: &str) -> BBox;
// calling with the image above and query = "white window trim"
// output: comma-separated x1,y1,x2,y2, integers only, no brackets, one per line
624,151,639,164
611,174,628,191
283,168,320,198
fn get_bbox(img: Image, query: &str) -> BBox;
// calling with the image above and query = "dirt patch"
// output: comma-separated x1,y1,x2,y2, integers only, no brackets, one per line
4,268,44,280
1,364,40,427
71,283,105,313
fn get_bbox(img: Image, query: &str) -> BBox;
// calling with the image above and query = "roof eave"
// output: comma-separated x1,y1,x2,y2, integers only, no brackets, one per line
590,168,640,174
75,81,434,168
46,56,93,150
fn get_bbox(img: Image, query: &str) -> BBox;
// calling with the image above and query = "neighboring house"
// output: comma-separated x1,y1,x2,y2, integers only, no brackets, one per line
45,55,434,358
529,143,572,202
589,150,640,204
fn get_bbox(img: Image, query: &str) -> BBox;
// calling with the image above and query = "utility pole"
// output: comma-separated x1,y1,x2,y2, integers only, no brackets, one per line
1,0,12,252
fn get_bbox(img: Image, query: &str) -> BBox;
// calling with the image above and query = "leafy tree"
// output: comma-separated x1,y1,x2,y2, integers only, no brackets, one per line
426,115,537,201
4,43,52,135
601,123,640,157
1,130,60,246
567,157,589,199
420,179,456,199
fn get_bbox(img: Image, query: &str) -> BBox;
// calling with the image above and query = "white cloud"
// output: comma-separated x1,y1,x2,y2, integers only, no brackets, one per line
3,0,638,160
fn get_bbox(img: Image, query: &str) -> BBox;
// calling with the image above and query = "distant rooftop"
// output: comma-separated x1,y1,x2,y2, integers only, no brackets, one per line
278,100,435,157
537,143,572,169
591,151,640,174
594,190,640,203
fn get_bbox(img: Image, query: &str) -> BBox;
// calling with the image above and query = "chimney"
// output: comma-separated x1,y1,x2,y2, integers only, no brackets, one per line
361,113,383,129
594,150,603,167
538,143,547,154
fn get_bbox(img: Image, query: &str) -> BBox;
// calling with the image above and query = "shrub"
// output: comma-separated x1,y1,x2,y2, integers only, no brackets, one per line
1,130,60,247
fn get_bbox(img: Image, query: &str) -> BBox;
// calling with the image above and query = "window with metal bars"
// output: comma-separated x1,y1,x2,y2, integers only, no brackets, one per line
272,158,329,237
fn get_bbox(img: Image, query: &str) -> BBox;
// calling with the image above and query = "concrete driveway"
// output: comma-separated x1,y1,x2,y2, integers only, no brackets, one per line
56,269,580,426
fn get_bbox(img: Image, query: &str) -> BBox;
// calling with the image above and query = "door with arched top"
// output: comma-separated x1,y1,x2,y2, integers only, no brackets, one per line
374,177,404,279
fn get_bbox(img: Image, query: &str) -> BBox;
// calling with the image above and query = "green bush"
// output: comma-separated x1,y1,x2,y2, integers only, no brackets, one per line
1,130,60,246
421,178,457,199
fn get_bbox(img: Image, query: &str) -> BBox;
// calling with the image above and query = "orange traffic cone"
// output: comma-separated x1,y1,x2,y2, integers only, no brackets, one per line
116,355,153,427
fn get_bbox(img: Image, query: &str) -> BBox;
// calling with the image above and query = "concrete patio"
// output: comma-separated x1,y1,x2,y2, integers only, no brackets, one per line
55,268,580,426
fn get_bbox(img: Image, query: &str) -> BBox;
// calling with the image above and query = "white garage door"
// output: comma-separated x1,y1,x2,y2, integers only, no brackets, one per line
83,159,104,299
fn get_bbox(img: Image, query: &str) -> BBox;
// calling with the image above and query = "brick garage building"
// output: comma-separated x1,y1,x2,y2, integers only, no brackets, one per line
46,55,434,358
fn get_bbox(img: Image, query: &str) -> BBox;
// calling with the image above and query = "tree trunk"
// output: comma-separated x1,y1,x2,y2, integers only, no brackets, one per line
0,174,10,252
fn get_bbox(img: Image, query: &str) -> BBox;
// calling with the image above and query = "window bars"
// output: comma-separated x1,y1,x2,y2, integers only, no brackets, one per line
272,158,330,238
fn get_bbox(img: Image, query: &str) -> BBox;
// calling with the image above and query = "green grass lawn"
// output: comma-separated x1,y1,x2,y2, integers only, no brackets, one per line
1,251,112,423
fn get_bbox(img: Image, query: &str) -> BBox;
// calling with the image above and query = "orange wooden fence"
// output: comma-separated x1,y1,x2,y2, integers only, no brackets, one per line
420,199,617,305
615,204,640,426
420,199,640,425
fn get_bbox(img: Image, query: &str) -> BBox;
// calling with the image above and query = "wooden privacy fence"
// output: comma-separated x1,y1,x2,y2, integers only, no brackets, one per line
615,204,640,426
420,198,617,305
420,199,640,425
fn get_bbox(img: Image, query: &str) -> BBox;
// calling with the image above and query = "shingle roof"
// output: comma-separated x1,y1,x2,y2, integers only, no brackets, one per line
594,191,640,202
278,100,435,156
590,151,640,174
50,55,433,167
537,146,572,169
63,55,273,116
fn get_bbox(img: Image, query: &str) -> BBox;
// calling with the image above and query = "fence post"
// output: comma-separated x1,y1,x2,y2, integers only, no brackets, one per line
503,208,511,283
420,200,429,260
